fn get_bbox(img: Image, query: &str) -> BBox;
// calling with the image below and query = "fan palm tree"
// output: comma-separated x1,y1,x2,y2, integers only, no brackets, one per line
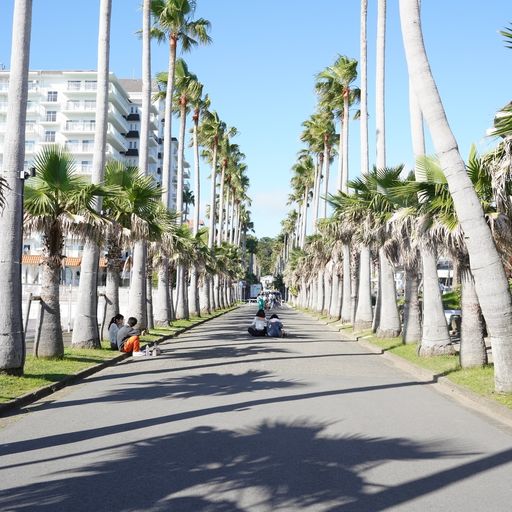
24,146,109,358
72,0,112,348
400,0,512,391
100,162,178,329
0,0,32,374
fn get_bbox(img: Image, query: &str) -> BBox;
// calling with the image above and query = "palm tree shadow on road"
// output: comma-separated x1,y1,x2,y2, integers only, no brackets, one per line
0,419,474,512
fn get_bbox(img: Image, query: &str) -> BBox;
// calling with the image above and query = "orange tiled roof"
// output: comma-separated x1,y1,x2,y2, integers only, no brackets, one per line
22,254,108,268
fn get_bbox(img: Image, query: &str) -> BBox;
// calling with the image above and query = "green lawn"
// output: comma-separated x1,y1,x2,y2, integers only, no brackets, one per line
0,346,115,403
361,334,512,409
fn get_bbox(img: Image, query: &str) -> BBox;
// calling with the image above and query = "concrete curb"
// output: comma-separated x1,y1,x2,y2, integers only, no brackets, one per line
298,307,512,429
0,305,240,416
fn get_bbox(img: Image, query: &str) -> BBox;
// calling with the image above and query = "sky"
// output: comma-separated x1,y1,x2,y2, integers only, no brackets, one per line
1,0,511,238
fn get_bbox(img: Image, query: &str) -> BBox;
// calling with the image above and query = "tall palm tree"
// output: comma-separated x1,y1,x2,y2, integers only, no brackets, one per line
150,0,211,323
102,162,177,327
24,146,108,358
150,0,211,210
0,0,32,374
140,0,153,327
400,0,512,392
355,0,373,330
316,55,359,194
72,0,112,347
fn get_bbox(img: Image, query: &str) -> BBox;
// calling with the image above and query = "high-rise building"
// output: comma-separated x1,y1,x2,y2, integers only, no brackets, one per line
0,70,185,284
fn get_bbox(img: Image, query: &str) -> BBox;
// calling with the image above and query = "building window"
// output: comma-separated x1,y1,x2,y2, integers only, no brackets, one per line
45,131,56,142
25,121,35,132
130,106,137,114
28,80,38,91
25,140,35,152
84,80,97,91
84,100,96,111
66,120,79,130
66,100,80,110
129,141,137,149
47,91,58,102
67,80,81,91
81,161,92,173
82,140,93,151
84,120,95,131
0,79,9,91
65,140,80,152
46,111,57,122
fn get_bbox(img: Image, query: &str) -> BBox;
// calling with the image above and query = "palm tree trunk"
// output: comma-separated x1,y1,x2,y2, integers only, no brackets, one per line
402,264,422,344
350,248,360,325
217,165,226,247
342,96,349,193
460,268,487,368
355,246,373,329
419,247,453,355
105,263,121,331
0,0,32,374
377,248,401,338
329,270,341,320
336,119,343,192
188,265,200,317
376,0,386,170
199,275,210,314
127,240,148,328
208,145,218,249
341,244,352,322
36,258,64,358
316,269,325,313
193,117,201,235
154,258,171,325
322,146,330,218
146,271,154,330
72,0,111,348
360,0,369,177
400,0,512,391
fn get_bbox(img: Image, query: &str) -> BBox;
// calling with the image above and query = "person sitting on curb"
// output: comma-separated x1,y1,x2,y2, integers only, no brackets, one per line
117,317,143,354
267,313,285,338
248,309,267,337
108,314,124,350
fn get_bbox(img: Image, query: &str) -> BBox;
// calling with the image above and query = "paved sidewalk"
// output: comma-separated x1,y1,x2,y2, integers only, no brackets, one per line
1,304,512,511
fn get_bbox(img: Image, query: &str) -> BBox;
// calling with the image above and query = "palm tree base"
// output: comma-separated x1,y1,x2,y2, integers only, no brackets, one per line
354,320,372,331
377,328,401,339
418,343,456,357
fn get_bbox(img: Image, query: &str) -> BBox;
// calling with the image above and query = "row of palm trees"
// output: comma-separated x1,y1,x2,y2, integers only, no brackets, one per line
275,0,512,393
0,0,252,373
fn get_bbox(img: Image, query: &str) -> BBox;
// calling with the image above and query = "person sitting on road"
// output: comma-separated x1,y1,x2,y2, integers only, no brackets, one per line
248,309,267,337
267,313,285,338
108,314,124,350
117,317,143,354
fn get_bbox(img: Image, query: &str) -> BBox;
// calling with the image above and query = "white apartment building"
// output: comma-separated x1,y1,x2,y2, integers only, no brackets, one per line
0,70,185,284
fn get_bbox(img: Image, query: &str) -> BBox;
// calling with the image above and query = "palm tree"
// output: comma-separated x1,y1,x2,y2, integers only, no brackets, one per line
102,162,177,328
316,55,359,194
0,0,33,374
150,0,211,210
72,0,112,347
400,0,512,392
24,146,108,358
150,0,211,323
140,0,153,327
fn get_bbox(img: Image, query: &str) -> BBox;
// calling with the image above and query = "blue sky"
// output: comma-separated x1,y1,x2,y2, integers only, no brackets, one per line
1,0,511,237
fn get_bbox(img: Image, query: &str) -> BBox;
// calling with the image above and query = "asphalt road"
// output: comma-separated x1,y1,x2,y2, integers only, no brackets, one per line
1,304,512,511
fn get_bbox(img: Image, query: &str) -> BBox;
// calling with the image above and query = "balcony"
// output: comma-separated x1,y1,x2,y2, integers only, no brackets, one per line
107,123,128,152
62,101,96,114
62,122,95,134
148,148,158,162
65,81,97,93
108,105,129,133
108,84,130,116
